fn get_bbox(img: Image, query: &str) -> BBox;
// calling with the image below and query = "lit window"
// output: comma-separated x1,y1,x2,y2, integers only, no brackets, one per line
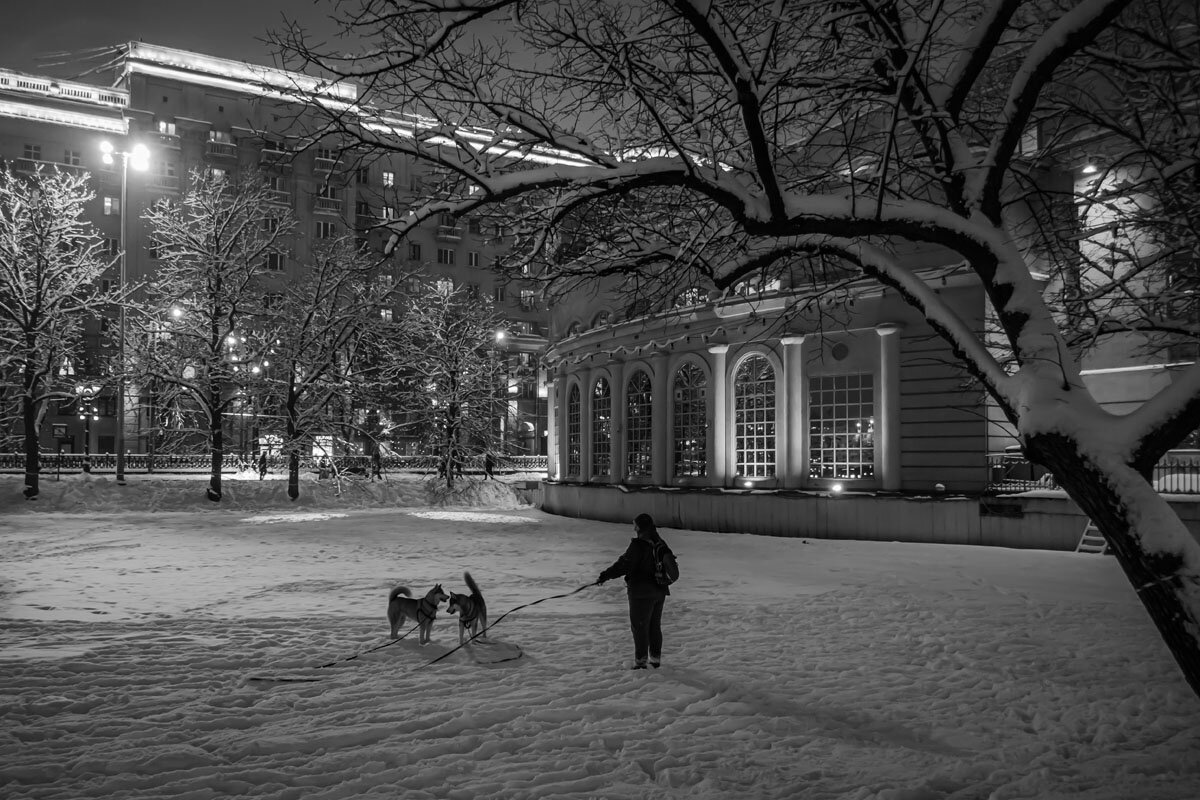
734,354,776,478
673,362,708,477
382,170,395,187
103,196,120,215
208,167,227,182
520,289,536,311
209,130,232,143
808,373,875,480
159,120,178,136
380,308,393,322
566,384,581,477
626,371,653,478
591,377,611,477
382,206,397,220
316,145,337,161
435,278,453,295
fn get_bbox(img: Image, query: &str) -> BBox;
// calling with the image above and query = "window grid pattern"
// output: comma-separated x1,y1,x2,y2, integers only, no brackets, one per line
673,362,708,477
591,378,612,477
734,355,776,477
566,385,581,476
808,373,875,479
625,371,653,477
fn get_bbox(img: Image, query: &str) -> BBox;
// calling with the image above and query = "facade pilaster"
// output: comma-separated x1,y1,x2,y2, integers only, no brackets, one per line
780,335,806,488
650,353,670,485
875,323,903,491
707,344,730,486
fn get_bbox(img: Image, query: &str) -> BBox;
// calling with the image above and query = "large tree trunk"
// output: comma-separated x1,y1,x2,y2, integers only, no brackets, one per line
207,407,223,502
286,390,300,501
21,388,39,500
1028,432,1200,698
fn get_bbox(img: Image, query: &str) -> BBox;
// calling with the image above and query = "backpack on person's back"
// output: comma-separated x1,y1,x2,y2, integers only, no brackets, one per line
652,541,679,587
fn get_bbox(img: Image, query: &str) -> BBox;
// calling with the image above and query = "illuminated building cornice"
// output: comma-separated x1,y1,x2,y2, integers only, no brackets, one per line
0,98,126,134
0,68,128,108
122,42,358,104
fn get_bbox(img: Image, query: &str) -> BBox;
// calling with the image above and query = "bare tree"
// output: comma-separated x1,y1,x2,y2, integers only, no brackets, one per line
0,165,120,499
133,169,293,501
277,0,1200,696
384,284,508,489
263,237,396,499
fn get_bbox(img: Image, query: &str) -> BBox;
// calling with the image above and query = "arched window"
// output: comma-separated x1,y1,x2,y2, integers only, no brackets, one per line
566,384,581,477
673,362,708,477
591,377,611,476
626,370,653,477
566,321,582,338
734,354,776,477
591,310,611,328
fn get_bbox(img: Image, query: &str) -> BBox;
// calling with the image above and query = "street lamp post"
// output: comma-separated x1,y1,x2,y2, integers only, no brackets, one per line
75,383,101,473
100,140,149,485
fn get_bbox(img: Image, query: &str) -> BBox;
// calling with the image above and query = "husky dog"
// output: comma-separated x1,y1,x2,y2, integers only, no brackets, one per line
387,584,448,644
446,571,488,645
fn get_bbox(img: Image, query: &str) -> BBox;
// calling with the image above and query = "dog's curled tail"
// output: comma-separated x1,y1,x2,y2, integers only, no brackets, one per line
463,571,481,596
389,585,413,602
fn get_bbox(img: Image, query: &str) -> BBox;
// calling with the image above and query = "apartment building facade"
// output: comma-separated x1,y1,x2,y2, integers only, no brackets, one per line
0,43,550,462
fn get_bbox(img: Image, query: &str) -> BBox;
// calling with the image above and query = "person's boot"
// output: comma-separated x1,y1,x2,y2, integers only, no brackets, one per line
631,658,648,670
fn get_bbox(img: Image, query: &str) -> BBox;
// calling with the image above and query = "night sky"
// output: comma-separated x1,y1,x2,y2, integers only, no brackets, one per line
1,0,340,80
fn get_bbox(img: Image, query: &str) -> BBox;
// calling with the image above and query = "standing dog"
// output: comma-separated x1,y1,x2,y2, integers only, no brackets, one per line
446,571,488,645
387,584,448,644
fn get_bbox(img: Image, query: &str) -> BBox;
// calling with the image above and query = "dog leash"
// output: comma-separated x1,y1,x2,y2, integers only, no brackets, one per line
413,581,600,671
246,582,599,682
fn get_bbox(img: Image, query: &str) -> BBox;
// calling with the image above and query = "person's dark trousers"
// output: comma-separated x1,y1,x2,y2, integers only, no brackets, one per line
627,593,666,663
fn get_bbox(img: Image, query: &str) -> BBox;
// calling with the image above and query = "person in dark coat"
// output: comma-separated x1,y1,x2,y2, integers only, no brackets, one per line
597,513,675,670
257,451,268,480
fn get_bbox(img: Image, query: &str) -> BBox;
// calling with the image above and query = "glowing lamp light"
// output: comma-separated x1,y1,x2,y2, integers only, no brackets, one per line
830,483,844,495
130,143,150,171
170,306,184,318
1081,163,1098,175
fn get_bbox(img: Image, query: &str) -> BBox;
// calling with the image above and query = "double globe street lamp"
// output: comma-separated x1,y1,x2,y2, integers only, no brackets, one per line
75,383,101,473
99,139,149,485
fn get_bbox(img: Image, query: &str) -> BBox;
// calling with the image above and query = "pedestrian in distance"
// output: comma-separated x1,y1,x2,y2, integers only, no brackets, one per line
483,451,495,480
257,451,268,480
318,455,331,480
596,513,679,670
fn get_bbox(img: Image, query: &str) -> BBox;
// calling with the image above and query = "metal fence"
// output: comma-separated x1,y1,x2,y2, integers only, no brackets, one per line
0,452,549,476
986,449,1200,494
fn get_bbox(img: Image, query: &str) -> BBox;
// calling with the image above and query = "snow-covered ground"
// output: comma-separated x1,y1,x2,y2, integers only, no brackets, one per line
2,472,1198,799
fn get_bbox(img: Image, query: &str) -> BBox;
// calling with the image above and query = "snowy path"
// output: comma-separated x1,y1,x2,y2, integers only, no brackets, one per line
2,477,1198,798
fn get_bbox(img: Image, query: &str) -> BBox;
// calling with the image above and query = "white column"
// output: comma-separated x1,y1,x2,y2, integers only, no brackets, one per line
650,353,670,485
707,345,730,486
608,361,625,482
780,335,806,488
875,323,903,491
546,373,559,480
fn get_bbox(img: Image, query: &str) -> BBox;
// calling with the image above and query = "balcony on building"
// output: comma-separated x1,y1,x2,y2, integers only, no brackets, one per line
315,193,343,214
259,140,291,169
435,213,462,241
206,141,237,159
313,147,341,175
149,172,179,192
